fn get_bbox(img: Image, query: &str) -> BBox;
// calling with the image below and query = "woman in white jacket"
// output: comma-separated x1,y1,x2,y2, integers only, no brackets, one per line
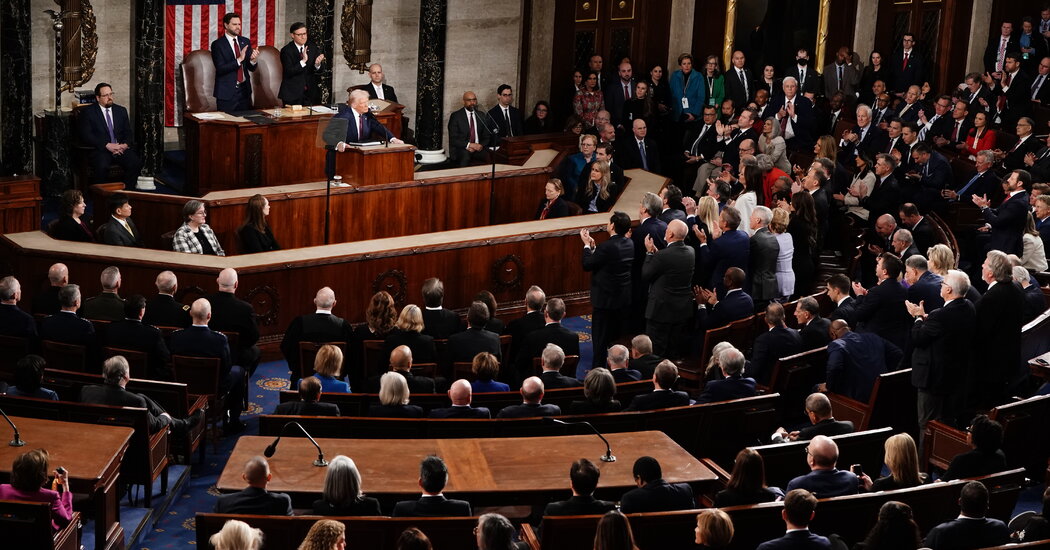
1021,212,1048,272
835,151,877,222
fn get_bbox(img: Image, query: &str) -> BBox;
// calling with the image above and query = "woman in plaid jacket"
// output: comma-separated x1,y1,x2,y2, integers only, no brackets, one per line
172,199,226,256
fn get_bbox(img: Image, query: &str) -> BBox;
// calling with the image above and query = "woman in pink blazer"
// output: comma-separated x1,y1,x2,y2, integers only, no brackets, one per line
0,449,73,530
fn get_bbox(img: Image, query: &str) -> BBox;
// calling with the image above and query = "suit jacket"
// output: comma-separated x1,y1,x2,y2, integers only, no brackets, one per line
766,94,815,149
280,312,354,371
516,322,580,378
757,530,832,550
0,303,36,338
210,34,256,102
448,327,501,364
543,495,617,517
540,370,582,389
624,389,691,411
204,290,259,365
683,122,720,160
368,404,424,418
823,62,861,98
79,292,125,322
383,329,438,366
1002,135,1041,171
842,125,888,159
629,354,662,379
924,517,1010,550
719,128,759,175
866,175,902,223
278,41,322,105
274,400,340,416
830,296,857,327
364,82,398,104
364,370,437,395
487,105,524,138
910,299,975,394
985,34,1021,72
506,310,545,366
583,234,634,309
828,331,902,401
32,286,62,316
697,374,757,404
894,100,923,123
749,228,780,301
975,282,1025,399
907,270,944,310
621,136,662,174
619,479,694,513
642,242,695,322
333,105,394,143
78,103,135,152
786,468,859,498
889,47,925,92
912,152,952,210
611,368,642,384
392,495,472,517
854,279,911,349
699,229,750,293
39,311,96,348
784,65,821,95
169,325,232,375
983,191,1031,256
421,307,462,339
697,289,754,333
80,382,172,433
724,66,755,108
448,107,497,153
800,316,831,350
142,294,191,328
750,326,803,384
101,216,142,247
428,405,491,419
496,402,562,418
604,79,636,124
214,486,292,515
796,418,855,441
105,319,171,379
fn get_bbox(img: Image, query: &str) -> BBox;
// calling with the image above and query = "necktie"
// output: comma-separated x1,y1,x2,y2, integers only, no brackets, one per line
358,114,365,141
951,120,961,142
468,111,476,143
837,65,843,90
781,100,791,134
997,38,1007,72
998,74,1012,112
624,83,629,101
956,172,982,199
639,140,649,170
504,108,513,136
799,69,805,85
902,52,908,71
887,138,895,154
1033,75,1045,99
232,38,244,83
739,70,748,98
104,108,116,143
121,219,134,237
1043,20,1049,33
691,125,709,155
540,200,552,219
1011,137,1022,152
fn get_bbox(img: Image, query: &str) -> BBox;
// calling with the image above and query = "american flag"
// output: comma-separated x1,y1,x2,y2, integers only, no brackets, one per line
164,0,278,126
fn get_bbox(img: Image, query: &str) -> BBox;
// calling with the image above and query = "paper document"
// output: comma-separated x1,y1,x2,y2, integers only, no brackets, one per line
311,106,337,114
193,112,225,120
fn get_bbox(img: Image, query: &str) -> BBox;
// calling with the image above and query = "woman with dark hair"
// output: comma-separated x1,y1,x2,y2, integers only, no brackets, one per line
237,194,280,253
51,189,94,242
859,51,888,102
475,290,504,334
383,305,438,365
0,448,73,530
593,510,639,550
576,160,617,213
942,414,1007,481
573,72,605,128
397,527,433,550
837,151,876,222
476,513,517,550
172,199,225,255
758,64,781,98
354,291,398,341
312,455,381,516
623,81,655,128
524,101,553,135
564,114,585,136
644,65,672,115
569,368,621,414
471,352,510,393
784,191,818,296
714,448,784,507
536,179,569,220
962,111,996,158
702,55,726,108
853,501,922,550
7,355,59,400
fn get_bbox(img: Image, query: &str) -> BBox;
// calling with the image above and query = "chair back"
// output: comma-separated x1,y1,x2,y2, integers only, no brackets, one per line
171,355,222,397
411,362,438,378
250,45,283,108
40,341,88,373
102,347,150,379
362,340,386,379
182,49,217,113
298,341,349,381
0,335,30,380
452,362,476,381
0,499,79,550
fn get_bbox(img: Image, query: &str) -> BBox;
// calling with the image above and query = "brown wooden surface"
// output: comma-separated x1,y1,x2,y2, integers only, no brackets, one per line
0,175,41,234
217,431,714,505
0,416,132,550
341,145,415,187
1030,351,1050,381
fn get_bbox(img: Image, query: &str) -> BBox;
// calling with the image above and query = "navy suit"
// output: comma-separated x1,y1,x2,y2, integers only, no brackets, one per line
757,530,832,550
828,331,902,402
697,374,756,404
105,319,171,380
800,316,831,350
540,370,582,389
624,389,691,411
907,270,944,310
982,191,1030,256
496,402,562,418
830,296,857,326
428,405,491,419
750,326,803,384
516,323,580,382
204,291,260,373
78,103,142,187
274,400,340,416
0,303,36,338
486,104,524,138
210,34,256,111
392,495,471,517
786,468,859,498
621,136,662,174
619,479,694,513
169,325,245,423
696,289,754,334
324,106,396,179
39,311,96,349
584,233,634,368
924,517,1010,550
448,327,501,364
854,279,911,349
766,95,815,150
603,79,636,126
912,151,951,212
698,229,750,294
611,368,642,384
214,486,292,515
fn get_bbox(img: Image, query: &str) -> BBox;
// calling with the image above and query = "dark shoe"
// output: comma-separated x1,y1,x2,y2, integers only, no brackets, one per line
187,408,206,429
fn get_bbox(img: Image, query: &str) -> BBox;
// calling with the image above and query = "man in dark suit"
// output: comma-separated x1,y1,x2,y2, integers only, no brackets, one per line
39,285,97,358
538,343,581,389
581,211,634,368
607,345,641,383
768,77,815,151
428,379,491,419
447,301,501,364
273,376,340,416
698,347,756,404
211,12,258,112
852,253,911,350
363,63,398,102
904,256,944,311
543,458,617,517
695,267,754,335
924,481,1010,549
1035,194,1050,253
972,251,1026,409
749,206,780,306
604,61,636,128
804,168,831,249
785,435,860,497
697,207,750,296
280,287,353,382
628,335,662,380
204,268,260,375
929,99,972,148
96,194,142,249
890,228,922,261
1024,134,1050,182
757,489,832,550
724,50,754,112
625,361,691,411
713,110,758,177
619,456,694,513
683,106,721,191
794,297,831,350
448,90,497,167
419,277,463,340
917,94,954,142
838,104,888,160
945,152,1000,204
823,320,902,402
907,269,976,432
392,456,472,517
642,220,694,358
365,346,437,395
78,83,142,188
105,295,171,380
630,193,668,332
772,393,855,443
515,298,580,383
999,118,1040,171
827,274,858,327
984,21,1019,73
326,89,402,178
32,263,68,316
658,185,686,224
889,34,925,93
496,376,562,418
278,22,324,106
823,46,861,99
894,86,925,123
78,266,125,322
1030,56,1050,104
141,271,191,329
963,73,997,120
506,285,546,373
82,355,202,434
487,84,524,138
784,49,821,96
905,143,951,212
749,303,803,385
214,456,293,515
584,142,625,192
169,298,247,434
0,276,37,338
621,118,662,174
974,169,1031,256
988,53,1034,130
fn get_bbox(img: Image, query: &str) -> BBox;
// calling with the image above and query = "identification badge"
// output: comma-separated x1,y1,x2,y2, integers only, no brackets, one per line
682,97,689,109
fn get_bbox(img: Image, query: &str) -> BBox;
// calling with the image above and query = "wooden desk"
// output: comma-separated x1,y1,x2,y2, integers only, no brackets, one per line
217,431,715,506
0,175,41,234
0,417,133,550
1030,351,1050,381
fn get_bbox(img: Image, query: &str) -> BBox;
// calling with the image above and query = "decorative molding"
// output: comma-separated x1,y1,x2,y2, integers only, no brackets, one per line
815,0,831,73
372,269,407,307
60,0,97,92
491,255,525,291
340,0,372,72
245,134,262,187
306,0,334,105
246,285,279,326
415,0,447,151
722,0,736,69
0,0,34,175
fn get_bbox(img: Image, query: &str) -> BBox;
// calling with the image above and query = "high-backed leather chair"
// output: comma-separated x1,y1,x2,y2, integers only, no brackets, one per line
182,50,217,113
251,45,283,109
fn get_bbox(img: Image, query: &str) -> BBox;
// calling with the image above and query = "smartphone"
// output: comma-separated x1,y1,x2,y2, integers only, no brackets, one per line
850,464,864,476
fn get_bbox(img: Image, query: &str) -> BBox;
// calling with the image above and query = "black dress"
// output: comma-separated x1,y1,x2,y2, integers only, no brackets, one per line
787,216,816,296
238,225,280,253
51,215,94,242
524,116,552,135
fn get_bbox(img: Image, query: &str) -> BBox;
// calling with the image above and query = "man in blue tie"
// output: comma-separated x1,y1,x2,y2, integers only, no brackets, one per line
943,151,1000,203
78,83,142,188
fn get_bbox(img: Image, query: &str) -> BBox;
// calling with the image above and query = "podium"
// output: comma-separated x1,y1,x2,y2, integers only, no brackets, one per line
334,144,415,186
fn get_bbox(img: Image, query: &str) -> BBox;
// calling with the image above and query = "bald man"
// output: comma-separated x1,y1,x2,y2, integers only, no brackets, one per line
214,456,292,515
822,319,901,402
280,286,353,383
429,379,491,418
363,63,397,102
448,90,497,167
785,435,861,497
142,270,191,328
204,268,260,374
642,219,695,357
366,345,436,394
32,262,69,315
497,376,562,418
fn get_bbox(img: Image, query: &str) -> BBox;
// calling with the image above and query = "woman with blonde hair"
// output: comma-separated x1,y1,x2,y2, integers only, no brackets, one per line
536,178,569,219
769,207,795,299
693,196,721,285
369,371,423,418
576,159,616,213
1021,212,1048,272
312,455,381,516
238,194,280,253
813,135,838,161
867,433,926,491
311,344,350,393
298,519,346,550
926,243,955,275
562,133,598,200
569,367,621,414
471,352,509,393
384,304,437,364
695,509,734,549
209,519,263,550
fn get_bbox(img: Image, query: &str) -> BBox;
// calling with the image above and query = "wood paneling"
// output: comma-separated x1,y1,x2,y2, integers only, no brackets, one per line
825,1,858,64
875,0,973,93
691,0,727,65
0,175,41,234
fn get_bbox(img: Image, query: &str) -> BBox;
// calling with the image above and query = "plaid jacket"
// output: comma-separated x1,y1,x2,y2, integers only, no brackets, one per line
172,223,225,256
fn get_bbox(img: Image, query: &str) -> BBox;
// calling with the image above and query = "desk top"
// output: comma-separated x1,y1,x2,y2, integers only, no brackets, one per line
0,416,133,485
217,431,714,496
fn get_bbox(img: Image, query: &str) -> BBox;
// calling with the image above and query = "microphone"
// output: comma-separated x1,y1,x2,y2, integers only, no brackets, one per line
544,417,615,462
263,422,328,466
472,104,501,144
362,110,389,147
0,408,25,447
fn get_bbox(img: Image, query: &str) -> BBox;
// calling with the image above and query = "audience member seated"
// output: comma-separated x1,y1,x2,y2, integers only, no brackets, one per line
868,433,927,492
619,455,694,513
749,302,803,384
354,291,399,347
382,305,438,367
543,458,617,517
625,360,690,411
397,527,434,550
367,345,436,395
699,347,757,404
142,270,191,328
606,344,641,383
496,376,562,418
429,379,491,418
392,455,472,517
369,371,424,418
506,285,547,369
237,194,280,253
213,456,292,515
208,519,263,550
274,377,340,416
6,355,59,400
31,263,68,316
695,267,755,334
470,352,510,393
536,178,569,219
785,435,861,498
0,448,72,531
757,489,831,550
475,290,505,334
714,448,785,507
105,294,172,380
0,276,36,338
475,513,520,550
772,393,855,443
38,284,98,355
81,356,203,436
794,296,831,350
100,193,143,247
298,519,345,550
448,301,501,364
821,319,901,402
854,501,922,550
942,414,1007,481
924,481,1010,550
173,199,225,256
568,367,622,414
280,287,353,383
524,100,553,135
628,334,662,379
1016,266,1047,324
694,508,736,550
51,189,94,243
1011,487,1050,543
516,298,581,383
311,455,381,516
420,278,462,339
204,268,261,374
594,510,640,550
304,344,350,394
78,266,125,321
538,343,581,389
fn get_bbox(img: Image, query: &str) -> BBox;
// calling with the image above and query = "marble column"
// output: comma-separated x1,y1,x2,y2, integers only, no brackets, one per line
0,0,33,176
307,0,334,105
415,0,447,163
133,0,165,180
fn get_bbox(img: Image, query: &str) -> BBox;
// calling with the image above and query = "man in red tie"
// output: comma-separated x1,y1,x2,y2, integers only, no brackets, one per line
891,33,925,95
448,91,496,167
210,12,259,112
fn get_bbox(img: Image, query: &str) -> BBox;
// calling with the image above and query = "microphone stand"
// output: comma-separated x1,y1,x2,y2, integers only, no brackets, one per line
474,106,501,217
545,417,615,462
0,408,25,447
264,421,328,466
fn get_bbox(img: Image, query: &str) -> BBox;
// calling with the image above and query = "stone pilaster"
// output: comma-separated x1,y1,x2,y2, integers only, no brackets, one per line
0,0,33,176
415,0,447,157
133,0,164,177
307,0,334,105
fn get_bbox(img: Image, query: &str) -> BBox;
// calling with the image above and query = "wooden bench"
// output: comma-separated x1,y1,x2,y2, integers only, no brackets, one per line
761,347,828,423
195,513,477,549
0,499,80,550
747,427,894,490
826,368,918,437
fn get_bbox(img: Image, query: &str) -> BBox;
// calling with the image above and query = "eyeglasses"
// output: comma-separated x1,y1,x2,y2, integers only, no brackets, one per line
804,445,812,456
292,31,307,37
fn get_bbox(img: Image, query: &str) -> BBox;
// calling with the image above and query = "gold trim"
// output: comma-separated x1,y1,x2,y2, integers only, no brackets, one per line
815,0,830,74
610,0,635,21
722,0,736,69
341,0,373,73
576,1,598,23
